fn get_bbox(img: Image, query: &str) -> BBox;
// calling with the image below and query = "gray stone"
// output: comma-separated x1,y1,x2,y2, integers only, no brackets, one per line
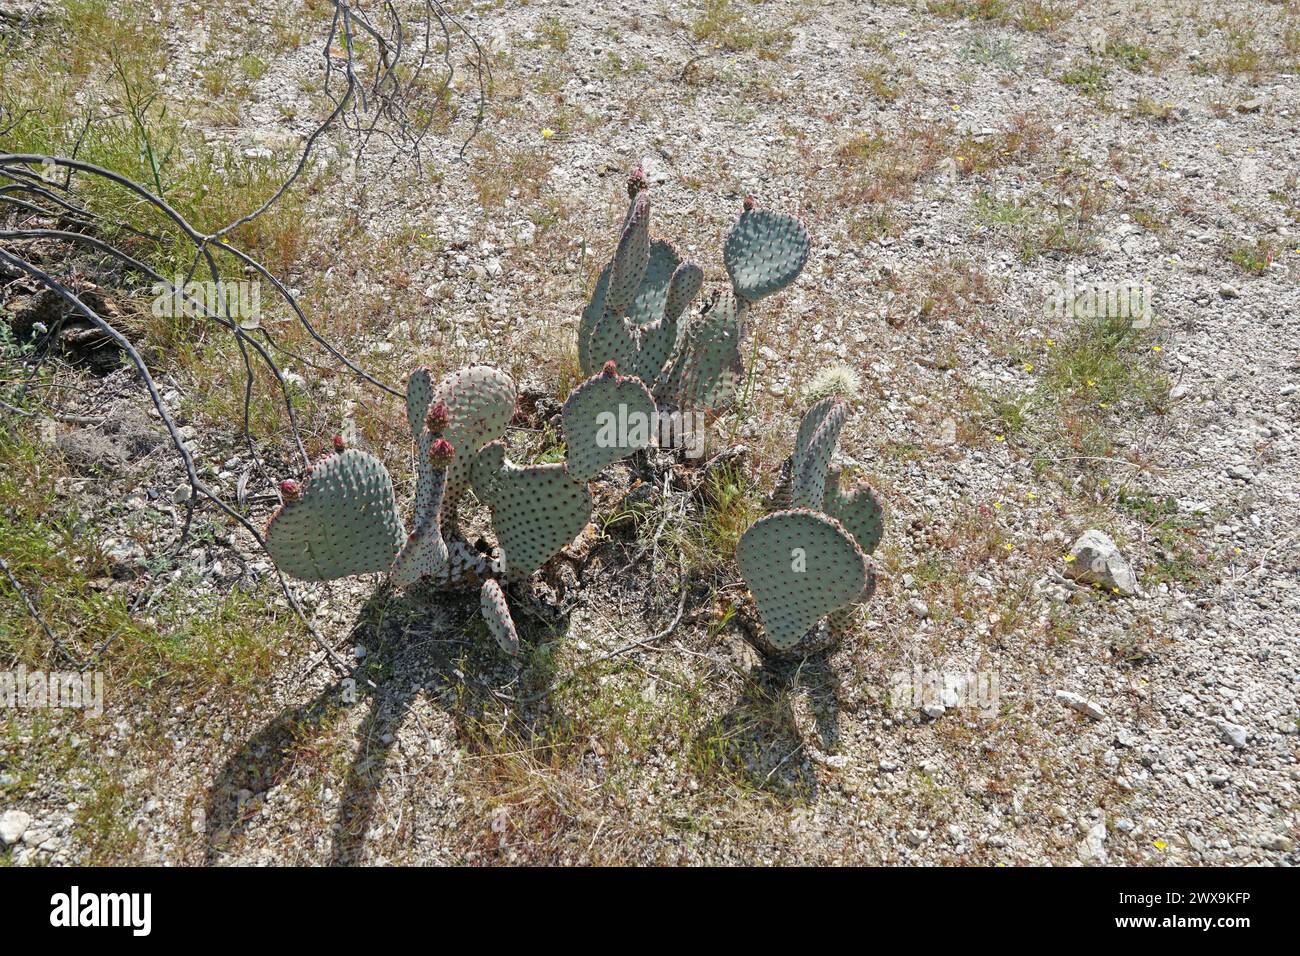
1216,720,1248,749
0,809,32,846
1064,530,1138,596
1056,690,1106,720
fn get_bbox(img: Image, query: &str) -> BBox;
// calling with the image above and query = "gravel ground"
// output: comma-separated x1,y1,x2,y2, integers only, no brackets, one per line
1,0,1298,865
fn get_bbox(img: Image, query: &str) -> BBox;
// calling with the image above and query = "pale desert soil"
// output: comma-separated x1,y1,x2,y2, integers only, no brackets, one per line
1,0,1297,865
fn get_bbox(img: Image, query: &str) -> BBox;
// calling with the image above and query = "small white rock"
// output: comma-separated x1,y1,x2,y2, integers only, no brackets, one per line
0,809,32,846
1064,530,1138,596
1056,690,1106,720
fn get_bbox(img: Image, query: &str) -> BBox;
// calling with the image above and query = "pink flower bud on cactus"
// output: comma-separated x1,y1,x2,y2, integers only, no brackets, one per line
627,165,647,198
428,438,455,469
601,360,618,378
425,400,450,433
743,195,756,212
332,434,345,452
279,479,302,501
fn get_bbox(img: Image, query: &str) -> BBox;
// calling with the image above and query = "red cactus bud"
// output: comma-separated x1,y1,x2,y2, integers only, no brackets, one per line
425,400,450,433
627,165,647,198
429,438,455,468
332,434,345,452
279,479,302,501
601,360,618,378
743,195,756,212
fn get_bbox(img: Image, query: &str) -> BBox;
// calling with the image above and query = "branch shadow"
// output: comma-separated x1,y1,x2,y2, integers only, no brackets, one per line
204,580,569,865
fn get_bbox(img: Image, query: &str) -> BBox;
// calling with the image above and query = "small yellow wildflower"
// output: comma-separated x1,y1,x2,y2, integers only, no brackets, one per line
1153,839,1168,851
542,127,555,140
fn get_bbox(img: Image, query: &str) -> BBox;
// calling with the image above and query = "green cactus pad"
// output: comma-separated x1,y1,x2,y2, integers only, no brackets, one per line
582,240,685,378
586,307,640,378
724,205,810,302
578,264,612,377
823,468,884,556
664,260,704,323
736,509,869,651
793,396,840,464
265,449,405,582
390,461,450,587
791,397,846,509
480,579,521,656
660,293,746,410
406,367,515,501
627,238,681,328
562,363,657,481
405,366,516,527
606,192,650,320
406,367,434,437
471,442,593,578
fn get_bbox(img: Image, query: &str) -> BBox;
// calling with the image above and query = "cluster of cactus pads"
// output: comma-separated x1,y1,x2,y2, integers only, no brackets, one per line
263,172,877,662
578,168,810,411
736,397,884,655
265,360,658,657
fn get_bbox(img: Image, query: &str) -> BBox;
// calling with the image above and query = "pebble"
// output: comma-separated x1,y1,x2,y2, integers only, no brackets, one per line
1064,530,1138,596
0,809,32,846
1056,690,1106,720
1216,720,1249,750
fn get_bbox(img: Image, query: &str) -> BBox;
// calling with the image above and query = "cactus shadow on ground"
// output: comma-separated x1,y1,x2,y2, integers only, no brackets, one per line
692,652,841,803
203,583,567,865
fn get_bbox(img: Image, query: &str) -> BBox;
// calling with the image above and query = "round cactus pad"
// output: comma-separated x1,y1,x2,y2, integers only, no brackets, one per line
824,470,884,556
736,509,869,650
265,449,404,582
724,206,810,302
471,442,594,578
562,364,657,481
405,366,516,524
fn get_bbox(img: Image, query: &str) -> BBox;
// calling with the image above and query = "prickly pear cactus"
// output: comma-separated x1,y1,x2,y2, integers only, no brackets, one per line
580,240,685,375
562,361,657,481
736,509,869,651
265,449,405,581
480,579,521,657
406,365,516,530
406,367,434,437
390,434,452,588
660,293,746,409
791,397,847,509
664,261,704,324
823,467,884,556
578,171,807,417
606,191,651,321
723,201,810,303
471,441,594,579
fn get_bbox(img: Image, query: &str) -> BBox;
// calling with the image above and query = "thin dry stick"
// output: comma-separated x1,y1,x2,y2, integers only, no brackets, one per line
0,552,68,664
0,249,352,675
